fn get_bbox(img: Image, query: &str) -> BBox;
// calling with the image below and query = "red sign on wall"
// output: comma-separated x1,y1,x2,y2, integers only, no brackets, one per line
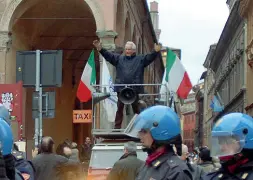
0,81,23,140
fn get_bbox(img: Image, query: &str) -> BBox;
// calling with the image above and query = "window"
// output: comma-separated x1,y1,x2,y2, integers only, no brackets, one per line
90,149,147,168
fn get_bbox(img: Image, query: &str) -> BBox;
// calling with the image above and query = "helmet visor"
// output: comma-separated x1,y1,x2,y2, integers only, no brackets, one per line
124,115,149,138
211,131,245,157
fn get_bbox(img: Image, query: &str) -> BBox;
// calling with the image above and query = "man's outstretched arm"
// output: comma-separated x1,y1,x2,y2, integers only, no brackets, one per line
93,40,120,66
99,48,120,66
143,43,162,67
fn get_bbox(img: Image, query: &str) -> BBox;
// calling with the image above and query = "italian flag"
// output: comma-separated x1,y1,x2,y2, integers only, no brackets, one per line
165,48,192,99
77,49,96,102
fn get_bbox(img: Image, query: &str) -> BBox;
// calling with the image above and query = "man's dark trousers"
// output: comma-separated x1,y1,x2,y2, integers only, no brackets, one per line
114,93,139,129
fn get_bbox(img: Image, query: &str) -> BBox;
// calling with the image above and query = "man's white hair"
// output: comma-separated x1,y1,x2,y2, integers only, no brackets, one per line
125,41,137,50
182,144,189,155
124,141,137,153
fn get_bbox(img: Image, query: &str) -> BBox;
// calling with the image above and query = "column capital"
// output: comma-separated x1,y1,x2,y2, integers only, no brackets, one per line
0,31,12,52
96,30,118,51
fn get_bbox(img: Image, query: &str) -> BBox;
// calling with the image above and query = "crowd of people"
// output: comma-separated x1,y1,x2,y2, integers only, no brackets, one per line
1,40,253,180
105,105,253,180
0,104,94,180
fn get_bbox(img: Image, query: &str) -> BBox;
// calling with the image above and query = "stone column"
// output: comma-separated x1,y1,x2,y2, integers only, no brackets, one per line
0,31,11,84
96,30,118,81
96,30,119,129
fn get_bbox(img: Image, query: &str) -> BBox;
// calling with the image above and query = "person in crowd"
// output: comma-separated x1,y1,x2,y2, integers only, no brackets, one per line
203,113,253,179
13,143,26,159
198,146,220,173
81,137,92,162
93,40,162,129
0,150,9,180
126,105,192,180
192,148,199,164
32,136,80,180
63,139,72,147
0,116,24,180
0,105,11,125
107,141,144,180
56,143,71,159
69,142,80,162
176,144,205,180
12,144,35,180
32,146,39,159
1,106,34,180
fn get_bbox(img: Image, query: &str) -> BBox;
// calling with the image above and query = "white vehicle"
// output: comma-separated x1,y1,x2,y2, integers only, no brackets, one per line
87,142,147,180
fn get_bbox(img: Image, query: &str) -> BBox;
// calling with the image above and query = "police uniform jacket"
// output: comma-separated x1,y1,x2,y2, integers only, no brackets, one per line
202,161,253,180
136,151,193,180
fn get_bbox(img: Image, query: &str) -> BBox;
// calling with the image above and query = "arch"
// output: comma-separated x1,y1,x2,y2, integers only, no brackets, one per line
132,25,137,43
115,0,124,46
124,14,131,43
0,0,105,32
138,37,142,54
132,25,137,51
2,0,99,149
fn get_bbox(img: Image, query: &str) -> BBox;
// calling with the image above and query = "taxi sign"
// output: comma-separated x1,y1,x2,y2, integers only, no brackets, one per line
73,110,92,123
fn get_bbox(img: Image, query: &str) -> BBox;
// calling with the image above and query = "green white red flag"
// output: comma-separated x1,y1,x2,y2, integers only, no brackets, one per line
77,49,96,102
165,48,192,99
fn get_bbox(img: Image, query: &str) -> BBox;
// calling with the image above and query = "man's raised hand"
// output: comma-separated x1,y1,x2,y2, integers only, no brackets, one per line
154,43,162,52
93,40,102,51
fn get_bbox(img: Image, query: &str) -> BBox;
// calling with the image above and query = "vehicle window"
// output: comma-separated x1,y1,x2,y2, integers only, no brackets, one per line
89,149,147,169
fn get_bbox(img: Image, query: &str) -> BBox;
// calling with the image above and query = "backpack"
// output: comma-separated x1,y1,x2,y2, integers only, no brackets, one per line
12,151,35,180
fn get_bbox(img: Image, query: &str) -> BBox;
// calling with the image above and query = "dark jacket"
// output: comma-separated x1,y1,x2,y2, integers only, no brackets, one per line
3,154,18,180
32,153,79,180
12,150,35,180
0,152,9,180
81,143,92,162
99,48,159,92
187,162,206,180
198,161,219,174
136,151,192,180
107,152,144,180
202,160,253,180
69,148,80,162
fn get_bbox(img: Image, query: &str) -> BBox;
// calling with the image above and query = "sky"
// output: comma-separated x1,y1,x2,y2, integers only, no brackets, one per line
147,0,229,85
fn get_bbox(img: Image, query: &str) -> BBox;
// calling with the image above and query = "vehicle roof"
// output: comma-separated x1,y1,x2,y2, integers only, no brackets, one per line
92,143,143,150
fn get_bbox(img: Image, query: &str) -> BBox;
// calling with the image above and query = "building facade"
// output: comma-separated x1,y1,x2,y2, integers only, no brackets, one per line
0,0,164,157
181,93,196,152
240,0,253,116
203,44,216,146
203,0,246,147
193,82,205,147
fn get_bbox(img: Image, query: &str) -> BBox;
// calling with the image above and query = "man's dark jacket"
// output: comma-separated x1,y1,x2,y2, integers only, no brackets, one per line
99,48,159,92
107,152,144,180
0,153,24,180
0,152,9,180
32,153,79,180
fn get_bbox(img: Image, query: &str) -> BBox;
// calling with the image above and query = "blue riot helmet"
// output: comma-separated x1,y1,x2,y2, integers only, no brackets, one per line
126,105,182,154
211,113,253,157
0,105,11,125
0,118,13,155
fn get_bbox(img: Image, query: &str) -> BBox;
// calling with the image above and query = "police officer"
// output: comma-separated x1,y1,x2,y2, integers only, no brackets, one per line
203,113,253,180
126,105,193,180
0,117,24,180
0,106,35,180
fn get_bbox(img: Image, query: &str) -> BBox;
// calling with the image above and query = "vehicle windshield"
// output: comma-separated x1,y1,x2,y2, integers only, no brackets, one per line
89,149,147,169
